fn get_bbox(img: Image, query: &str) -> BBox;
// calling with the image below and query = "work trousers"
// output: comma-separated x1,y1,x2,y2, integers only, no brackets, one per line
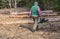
32,17,38,30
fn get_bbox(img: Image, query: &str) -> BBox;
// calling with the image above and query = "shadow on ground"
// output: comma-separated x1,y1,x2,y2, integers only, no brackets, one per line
20,23,60,33
20,23,60,39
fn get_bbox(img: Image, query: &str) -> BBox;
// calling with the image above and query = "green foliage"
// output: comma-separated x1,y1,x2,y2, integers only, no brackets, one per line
0,0,9,8
0,0,60,11
51,0,60,11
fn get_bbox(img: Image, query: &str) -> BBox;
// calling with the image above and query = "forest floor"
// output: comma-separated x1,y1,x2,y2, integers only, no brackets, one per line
0,8,60,39
0,14,60,39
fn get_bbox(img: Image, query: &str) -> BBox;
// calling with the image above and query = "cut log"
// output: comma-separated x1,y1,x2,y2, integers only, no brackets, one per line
46,18,60,21
0,20,33,24
0,17,60,24
10,13,57,18
9,15,29,18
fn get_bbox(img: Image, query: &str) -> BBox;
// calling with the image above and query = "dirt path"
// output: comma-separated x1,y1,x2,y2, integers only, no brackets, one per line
0,9,60,39
0,22,60,39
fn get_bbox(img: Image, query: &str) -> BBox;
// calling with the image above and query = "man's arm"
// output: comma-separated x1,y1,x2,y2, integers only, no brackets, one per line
29,9,32,16
38,6,42,17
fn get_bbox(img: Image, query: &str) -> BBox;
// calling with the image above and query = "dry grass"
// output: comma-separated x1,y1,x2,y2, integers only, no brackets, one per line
0,14,60,39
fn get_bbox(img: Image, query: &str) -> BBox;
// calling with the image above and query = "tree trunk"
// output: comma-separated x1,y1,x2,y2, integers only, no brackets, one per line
8,0,11,8
47,0,50,10
14,0,17,9
43,1,47,10
11,0,15,8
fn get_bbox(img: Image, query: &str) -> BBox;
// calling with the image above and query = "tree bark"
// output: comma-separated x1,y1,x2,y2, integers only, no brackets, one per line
43,1,47,10
14,0,17,9
8,0,11,8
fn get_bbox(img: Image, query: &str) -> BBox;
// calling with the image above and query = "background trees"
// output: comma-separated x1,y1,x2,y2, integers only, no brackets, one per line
0,0,60,11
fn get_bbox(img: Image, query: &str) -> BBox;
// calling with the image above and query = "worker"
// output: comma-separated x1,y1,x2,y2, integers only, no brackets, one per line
29,2,41,32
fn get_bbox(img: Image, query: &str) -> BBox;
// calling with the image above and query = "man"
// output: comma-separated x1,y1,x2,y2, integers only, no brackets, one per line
29,2,41,32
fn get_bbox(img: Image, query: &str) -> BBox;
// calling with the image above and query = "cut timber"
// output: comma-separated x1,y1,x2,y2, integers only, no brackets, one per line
0,17,60,24
10,13,57,18
9,15,29,18
42,10,53,12
10,10,53,15
10,11,57,18
17,12,29,15
46,17,60,21
15,10,53,15
10,12,18,15
0,20,33,24
42,13,57,16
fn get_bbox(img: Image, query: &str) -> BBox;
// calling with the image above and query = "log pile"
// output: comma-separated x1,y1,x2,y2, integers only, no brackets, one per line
0,11,60,24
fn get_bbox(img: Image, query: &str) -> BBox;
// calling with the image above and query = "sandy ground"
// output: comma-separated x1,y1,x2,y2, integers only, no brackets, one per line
0,14,60,39
0,8,60,39
0,23,60,39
